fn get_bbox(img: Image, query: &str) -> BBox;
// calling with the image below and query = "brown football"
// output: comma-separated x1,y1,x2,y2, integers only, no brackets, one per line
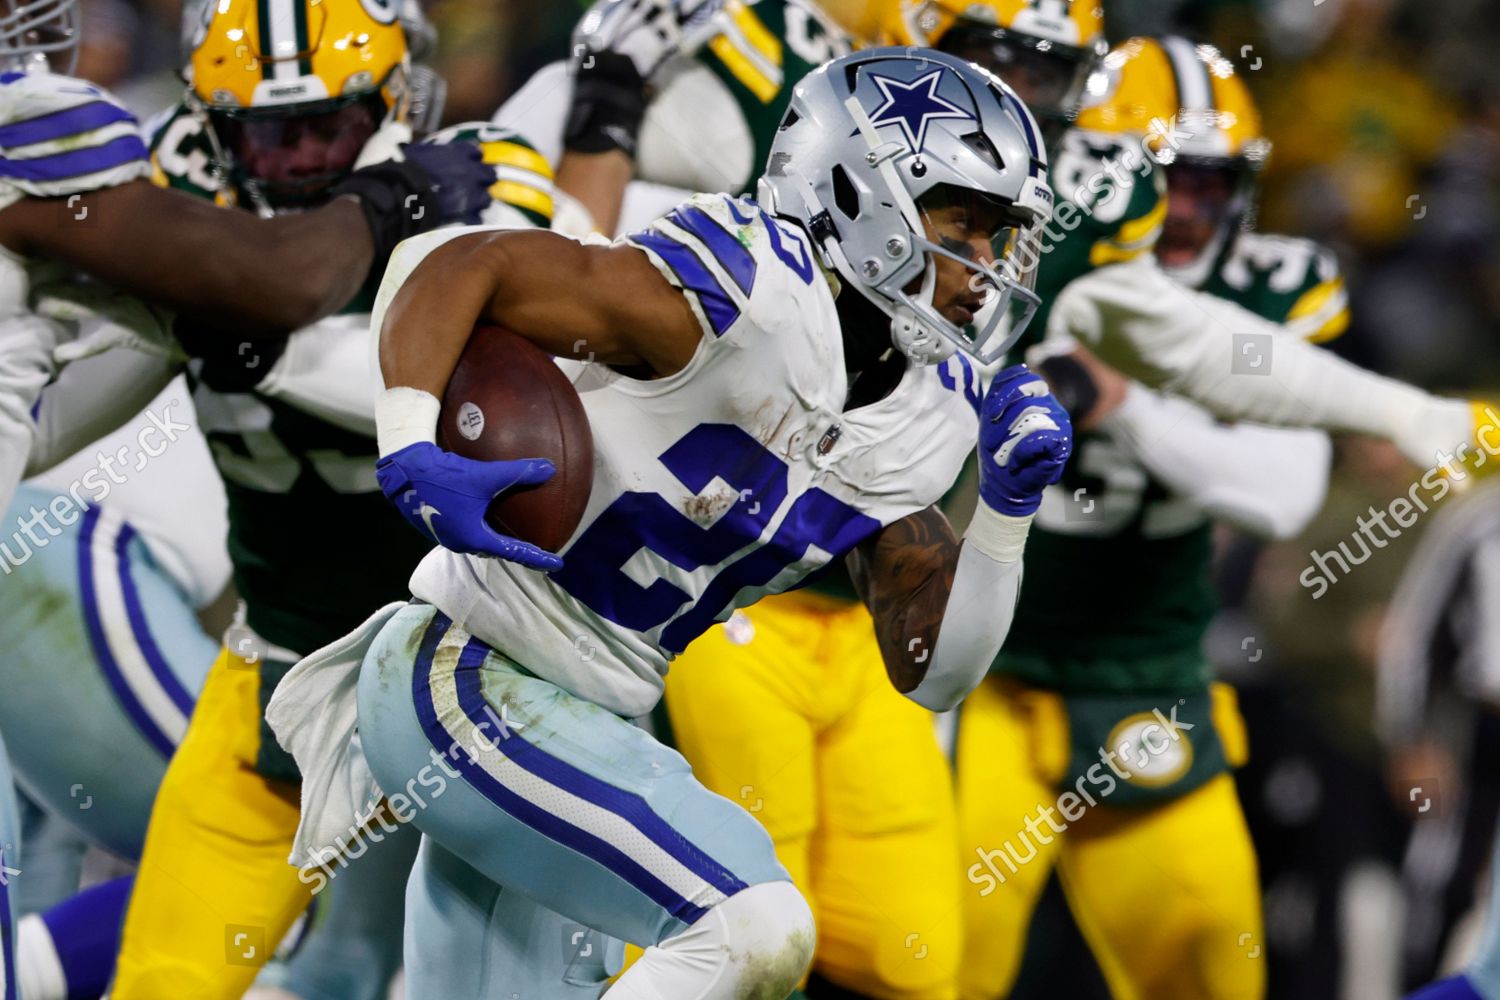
438,325,595,553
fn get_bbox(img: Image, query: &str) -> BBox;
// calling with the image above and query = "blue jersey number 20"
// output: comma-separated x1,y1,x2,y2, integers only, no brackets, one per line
549,423,880,653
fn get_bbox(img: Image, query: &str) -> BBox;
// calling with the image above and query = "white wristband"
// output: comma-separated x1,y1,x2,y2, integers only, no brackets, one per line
375,386,441,457
963,505,1034,563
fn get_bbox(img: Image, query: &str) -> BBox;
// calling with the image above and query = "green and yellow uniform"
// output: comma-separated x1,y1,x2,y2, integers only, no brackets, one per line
957,47,1346,996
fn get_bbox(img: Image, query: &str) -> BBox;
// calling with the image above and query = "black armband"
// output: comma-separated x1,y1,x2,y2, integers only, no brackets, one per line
1035,353,1101,422
328,157,438,275
563,51,648,156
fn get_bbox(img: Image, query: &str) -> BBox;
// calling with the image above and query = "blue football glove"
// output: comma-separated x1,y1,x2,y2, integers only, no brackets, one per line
376,442,563,570
1406,976,1487,1000
978,365,1073,517
401,140,496,227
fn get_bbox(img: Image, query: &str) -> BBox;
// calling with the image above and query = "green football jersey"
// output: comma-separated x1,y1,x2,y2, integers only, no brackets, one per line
696,0,849,195
1022,127,1168,350
995,131,1342,695
148,107,551,654
1201,230,1350,344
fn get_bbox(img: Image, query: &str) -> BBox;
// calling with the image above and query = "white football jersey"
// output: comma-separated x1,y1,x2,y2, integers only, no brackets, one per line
0,68,149,509
381,194,982,717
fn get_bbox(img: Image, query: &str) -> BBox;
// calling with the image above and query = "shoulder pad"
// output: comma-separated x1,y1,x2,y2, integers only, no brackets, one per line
623,193,820,339
424,121,554,226
0,71,148,211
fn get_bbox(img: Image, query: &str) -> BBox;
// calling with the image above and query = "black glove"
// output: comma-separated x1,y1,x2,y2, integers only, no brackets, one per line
330,142,494,272
1035,352,1101,424
563,50,648,156
176,317,288,393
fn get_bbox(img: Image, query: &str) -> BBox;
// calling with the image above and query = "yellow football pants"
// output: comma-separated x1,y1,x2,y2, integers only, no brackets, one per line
665,590,962,1000
111,646,309,1000
955,678,1264,1000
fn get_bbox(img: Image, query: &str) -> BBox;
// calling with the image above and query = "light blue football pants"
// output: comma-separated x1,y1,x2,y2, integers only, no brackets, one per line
356,602,796,998
0,486,214,862
0,486,408,1000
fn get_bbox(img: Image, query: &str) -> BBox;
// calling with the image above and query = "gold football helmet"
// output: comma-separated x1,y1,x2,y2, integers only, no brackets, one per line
832,1,1108,136
185,0,411,209
1076,35,1270,282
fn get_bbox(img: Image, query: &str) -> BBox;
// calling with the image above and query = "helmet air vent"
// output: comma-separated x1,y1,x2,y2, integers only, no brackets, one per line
831,163,860,221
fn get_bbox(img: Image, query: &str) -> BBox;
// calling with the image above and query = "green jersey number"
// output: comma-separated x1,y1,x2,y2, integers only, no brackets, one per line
1050,130,1144,228
194,388,376,495
1219,236,1319,296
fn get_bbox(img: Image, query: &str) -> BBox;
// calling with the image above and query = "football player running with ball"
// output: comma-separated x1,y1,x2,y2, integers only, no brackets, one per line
270,47,1071,1000
543,2,982,996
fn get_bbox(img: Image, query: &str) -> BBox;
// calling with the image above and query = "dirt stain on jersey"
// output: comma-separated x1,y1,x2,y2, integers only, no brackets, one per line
683,489,738,525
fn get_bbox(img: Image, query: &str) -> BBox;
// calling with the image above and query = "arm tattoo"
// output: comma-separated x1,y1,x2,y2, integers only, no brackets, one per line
846,505,960,693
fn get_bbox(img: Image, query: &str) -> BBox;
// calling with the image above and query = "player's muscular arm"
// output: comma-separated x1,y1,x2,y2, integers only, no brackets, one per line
1052,258,1486,471
846,506,961,694
373,227,703,567
378,228,701,397
0,181,375,334
857,368,1072,711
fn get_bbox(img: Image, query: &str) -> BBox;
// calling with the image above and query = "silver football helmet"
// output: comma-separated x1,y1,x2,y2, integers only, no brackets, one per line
0,0,80,74
759,46,1053,365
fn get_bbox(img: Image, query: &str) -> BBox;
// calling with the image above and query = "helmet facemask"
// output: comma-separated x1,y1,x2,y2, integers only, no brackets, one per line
0,0,80,75
886,183,1044,365
204,89,388,211
185,0,414,214
1157,153,1256,286
761,51,1053,368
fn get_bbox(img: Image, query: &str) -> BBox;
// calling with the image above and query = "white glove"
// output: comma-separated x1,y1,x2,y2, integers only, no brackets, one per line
573,0,728,82
40,281,185,364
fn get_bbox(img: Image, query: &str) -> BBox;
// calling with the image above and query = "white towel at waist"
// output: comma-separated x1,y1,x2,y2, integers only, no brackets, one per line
265,601,405,869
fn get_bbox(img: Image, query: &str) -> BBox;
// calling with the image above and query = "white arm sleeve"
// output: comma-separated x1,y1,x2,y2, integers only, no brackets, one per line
254,314,377,437
1051,258,1474,468
1101,384,1332,539
906,509,1030,712
0,313,59,508
25,348,180,476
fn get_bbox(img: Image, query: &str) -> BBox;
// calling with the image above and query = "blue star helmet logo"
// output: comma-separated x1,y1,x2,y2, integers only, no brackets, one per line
866,68,974,153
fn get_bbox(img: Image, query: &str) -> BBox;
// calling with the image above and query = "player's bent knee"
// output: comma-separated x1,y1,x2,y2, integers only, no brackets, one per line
609,881,815,999
716,881,816,997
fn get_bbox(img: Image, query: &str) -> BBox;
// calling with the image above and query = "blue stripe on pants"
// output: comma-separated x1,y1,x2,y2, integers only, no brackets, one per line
77,507,176,757
408,620,748,925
